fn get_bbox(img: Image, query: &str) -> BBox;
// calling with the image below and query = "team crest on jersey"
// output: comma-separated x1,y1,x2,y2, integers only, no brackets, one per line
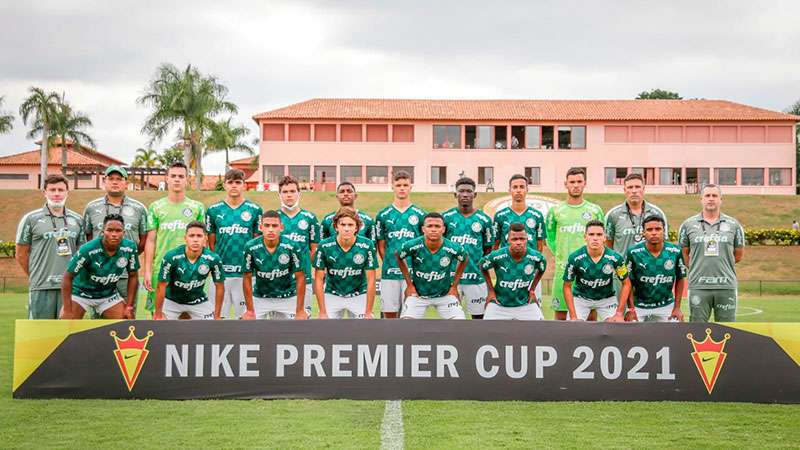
198,264,209,275
278,253,290,265
525,218,535,228
581,211,592,220
67,217,78,227
116,257,128,268
664,259,675,270
602,263,613,274
122,206,135,217
440,256,451,267
241,210,252,221
524,264,534,275
691,295,701,306
408,215,419,226
719,222,730,232
687,329,732,394
182,208,193,218
471,222,482,233
298,219,309,230
353,253,365,265
110,326,153,391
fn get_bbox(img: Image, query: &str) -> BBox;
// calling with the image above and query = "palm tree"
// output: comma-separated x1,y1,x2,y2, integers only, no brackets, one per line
50,96,96,176
137,63,238,190
0,96,14,135
133,147,160,189
204,118,254,171
19,87,61,189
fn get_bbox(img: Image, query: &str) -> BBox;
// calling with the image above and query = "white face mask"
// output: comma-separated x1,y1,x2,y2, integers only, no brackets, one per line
281,197,300,211
47,197,66,209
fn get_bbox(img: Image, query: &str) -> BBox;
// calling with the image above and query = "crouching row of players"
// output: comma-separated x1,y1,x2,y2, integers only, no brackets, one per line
60,207,684,322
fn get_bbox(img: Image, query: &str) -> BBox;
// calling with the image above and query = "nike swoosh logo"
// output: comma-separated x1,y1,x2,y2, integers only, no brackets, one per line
124,354,136,359
702,356,715,362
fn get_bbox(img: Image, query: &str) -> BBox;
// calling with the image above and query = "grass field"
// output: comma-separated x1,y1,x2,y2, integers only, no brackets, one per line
2,293,799,449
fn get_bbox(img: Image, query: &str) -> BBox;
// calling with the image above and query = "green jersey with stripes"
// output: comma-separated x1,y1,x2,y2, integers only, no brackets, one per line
443,208,493,285
564,246,628,300
83,196,148,244
243,237,303,299
279,209,319,282
158,245,224,305
320,210,376,242
68,237,140,299
206,200,263,277
397,237,466,299
146,197,205,275
480,247,547,307
678,213,745,290
376,204,426,280
493,206,546,247
604,201,668,255
625,242,687,308
313,236,378,297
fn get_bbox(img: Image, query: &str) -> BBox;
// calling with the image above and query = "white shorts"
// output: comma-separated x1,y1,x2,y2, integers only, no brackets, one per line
484,302,544,320
458,283,488,316
208,277,245,319
325,293,368,319
380,279,406,313
574,296,618,321
71,294,123,316
635,303,675,322
401,295,466,320
163,298,214,320
254,296,298,320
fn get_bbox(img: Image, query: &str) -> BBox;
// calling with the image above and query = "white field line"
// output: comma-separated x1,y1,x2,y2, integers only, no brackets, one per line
380,400,404,450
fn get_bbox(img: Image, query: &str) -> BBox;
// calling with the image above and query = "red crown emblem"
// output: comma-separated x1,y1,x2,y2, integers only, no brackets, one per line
110,326,154,391
687,329,731,394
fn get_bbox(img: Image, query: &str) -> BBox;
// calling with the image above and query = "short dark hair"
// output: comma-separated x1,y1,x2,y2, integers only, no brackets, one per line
43,174,69,190
393,170,411,183
643,215,665,227
508,222,526,233
103,213,125,227
566,167,586,180
168,161,188,174
624,173,644,184
454,177,476,190
509,174,528,186
337,181,356,192
422,212,445,231
584,219,605,232
701,183,721,195
186,220,205,233
225,169,245,181
261,210,281,221
278,175,299,191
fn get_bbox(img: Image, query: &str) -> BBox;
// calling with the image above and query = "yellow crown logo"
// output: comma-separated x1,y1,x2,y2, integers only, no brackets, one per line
110,326,154,391
687,329,731,394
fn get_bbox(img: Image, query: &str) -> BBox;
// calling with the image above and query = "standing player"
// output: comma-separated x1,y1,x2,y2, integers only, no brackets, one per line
320,181,376,241
376,171,426,318
16,174,85,319
60,214,139,319
443,177,493,319
153,221,225,320
277,175,319,316
396,212,467,320
480,223,547,320
613,215,686,322
242,211,306,320
678,184,745,322
546,167,604,320
563,220,630,321
314,207,378,319
83,165,147,317
206,169,263,319
143,162,205,316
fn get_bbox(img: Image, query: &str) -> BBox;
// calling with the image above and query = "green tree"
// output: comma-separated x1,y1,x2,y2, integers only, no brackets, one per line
786,99,800,191
0,96,14,135
19,87,61,189
636,89,683,100
158,145,184,167
204,118,254,171
137,63,238,190
133,147,160,189
50,96,96,176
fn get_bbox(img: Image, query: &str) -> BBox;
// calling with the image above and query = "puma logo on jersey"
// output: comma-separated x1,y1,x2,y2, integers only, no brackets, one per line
255,258,263,265
638,263,647,269
177,267,185,274
498,266,508,272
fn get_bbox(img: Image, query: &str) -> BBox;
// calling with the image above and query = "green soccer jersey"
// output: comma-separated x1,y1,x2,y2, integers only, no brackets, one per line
678,213,745,290
480,247,547,307
320,210,376,242
68,237,140,299
443,208,493,285
625,242,687,308
158,245,224,305
493,206,546,247
314,236,379,297
83,196,148,244
604,201,668,255
564,246,628,300
243,237,303,299
279,209,320,282
397,237,466,299
376,204,426,280
206,200,263,277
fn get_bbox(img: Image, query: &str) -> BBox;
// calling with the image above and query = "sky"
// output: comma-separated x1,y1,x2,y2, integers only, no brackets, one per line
1,0,798,175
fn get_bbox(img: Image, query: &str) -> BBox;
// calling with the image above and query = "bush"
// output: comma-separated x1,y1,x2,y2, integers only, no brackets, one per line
667,228,800,245
0,241,15,257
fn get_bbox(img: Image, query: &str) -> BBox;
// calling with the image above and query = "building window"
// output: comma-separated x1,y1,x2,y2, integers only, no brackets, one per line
659,168,682,185
433,125,461,149
262,124,285,141
741,168,764,186
315,165,336,184
392,125,414,142
341,166,362,184
525,126,541,149
769,168,792,186
263,165,284,184
289,165,310,182
478,167,494,185
75,174,93,181
631,167,656,185
605,167,628,185
341,124,362,142
494,126,507,149
715,168,737,186
392,166,415,183
525,167,540,185
366,166,388,184
431,166,447,185
314,124,336,142
465,125,491,149
686,168,710,187
288,124,311,141
559,126,586,149
511,126,525,149
541,126,554,149
366,124,388,142
0,173,29,180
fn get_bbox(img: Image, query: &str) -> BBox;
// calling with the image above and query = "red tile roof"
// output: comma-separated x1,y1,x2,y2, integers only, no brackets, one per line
0,145,126,167
230,156,256,166
254,99,800,122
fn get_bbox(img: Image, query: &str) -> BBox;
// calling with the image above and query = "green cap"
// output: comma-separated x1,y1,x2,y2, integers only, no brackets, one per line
104,165,128,179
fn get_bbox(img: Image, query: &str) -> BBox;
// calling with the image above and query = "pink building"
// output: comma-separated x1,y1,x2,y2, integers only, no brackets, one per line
252,99,798,194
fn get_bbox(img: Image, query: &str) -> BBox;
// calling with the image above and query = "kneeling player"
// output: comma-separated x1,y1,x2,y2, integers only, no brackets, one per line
611,216,687,322
60,214,139,319
314,207,378,319
397,212,468,319
563,220,631,321
154,221,225,320
242,210,306,320
480,223,547,320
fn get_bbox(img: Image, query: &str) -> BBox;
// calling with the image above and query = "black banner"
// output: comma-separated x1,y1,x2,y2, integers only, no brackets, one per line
13,320,800,403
